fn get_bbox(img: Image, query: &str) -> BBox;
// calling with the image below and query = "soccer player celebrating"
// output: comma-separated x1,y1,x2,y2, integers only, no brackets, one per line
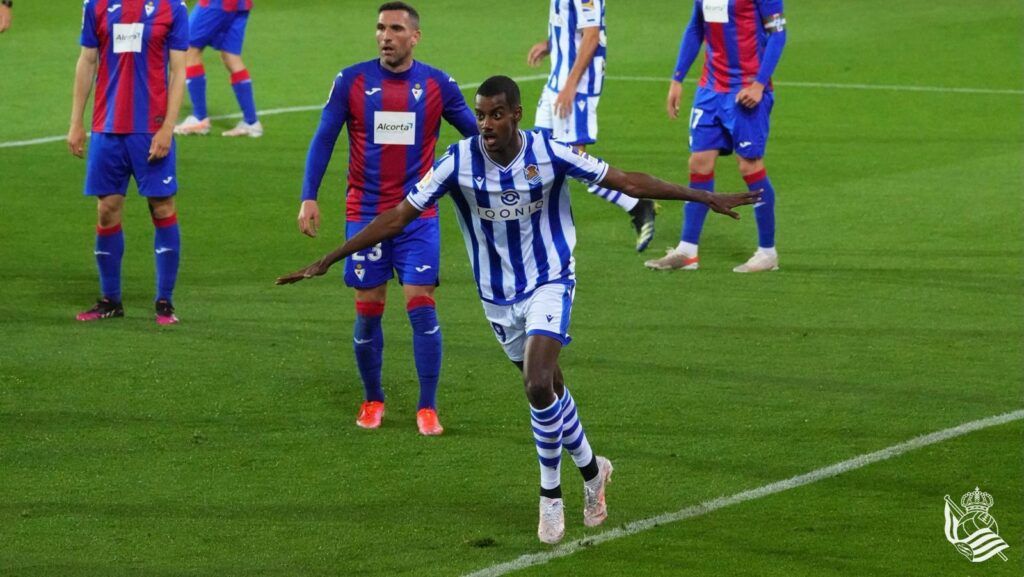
647,0,787,272
174,0,261,137
527,0,659,253
68,0,188,325
278,76,758,543
296,2,478,436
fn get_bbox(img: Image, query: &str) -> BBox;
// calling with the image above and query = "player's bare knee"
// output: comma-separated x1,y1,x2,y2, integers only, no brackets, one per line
688,152,716,175
147,197,176,219
737,157,764,177
523,369,555,405
220,52,245,73
185,47,203,66
96,196,124,227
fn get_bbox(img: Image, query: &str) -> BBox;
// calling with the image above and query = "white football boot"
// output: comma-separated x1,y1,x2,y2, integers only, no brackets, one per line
733,249,779,273
174,115,210,135
583,456,613,527
644,247,699,271
222,120,263,138
537,497,565,544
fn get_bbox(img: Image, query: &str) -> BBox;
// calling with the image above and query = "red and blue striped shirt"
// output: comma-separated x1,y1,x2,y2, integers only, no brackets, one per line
302,60,479,222
81,0,189,134
673,0,786,92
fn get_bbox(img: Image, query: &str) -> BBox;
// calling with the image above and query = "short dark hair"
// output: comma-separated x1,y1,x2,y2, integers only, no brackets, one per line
378,2,420,28
477,76,521,108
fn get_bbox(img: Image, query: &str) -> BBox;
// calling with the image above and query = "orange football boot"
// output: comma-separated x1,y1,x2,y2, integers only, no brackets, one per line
356,401,385,429
416,408,444,436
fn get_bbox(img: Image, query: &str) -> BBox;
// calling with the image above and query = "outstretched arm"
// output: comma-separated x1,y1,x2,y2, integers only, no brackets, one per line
277,200,422,284
598,167,760,219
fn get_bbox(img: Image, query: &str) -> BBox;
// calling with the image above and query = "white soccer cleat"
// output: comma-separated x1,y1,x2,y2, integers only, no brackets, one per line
583,456,613,527
222,120,263,138
644,247,699,271
733,249,779,273
174,115,210,135
537,497,565,544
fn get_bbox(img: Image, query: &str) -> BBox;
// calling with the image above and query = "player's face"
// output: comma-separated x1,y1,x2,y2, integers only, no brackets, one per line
376,10,420,70
475,94,523,155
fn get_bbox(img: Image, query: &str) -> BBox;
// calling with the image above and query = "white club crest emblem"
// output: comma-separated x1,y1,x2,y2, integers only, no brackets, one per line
944,487,1009,563
411,83,423,101
144,1,155,16
354,264,365,281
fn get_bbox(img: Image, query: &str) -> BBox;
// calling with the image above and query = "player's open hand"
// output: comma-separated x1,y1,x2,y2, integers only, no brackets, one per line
275,257,331,285
666,81,684,119
706,190,762,220
554,87,576,119
148,127,173,162
527,40,549,67
67,124,87,158
297,200,321,237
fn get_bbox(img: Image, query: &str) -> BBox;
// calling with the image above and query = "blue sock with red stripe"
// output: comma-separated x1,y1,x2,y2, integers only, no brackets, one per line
681,172,714,244
407,296,442,410
153,214,180,302
95,223,124,302
186,64,208,119
744,168,776,249
230,69,258,124
354,301,385,403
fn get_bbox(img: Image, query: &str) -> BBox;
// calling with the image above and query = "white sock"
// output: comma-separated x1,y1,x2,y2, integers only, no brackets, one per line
676,241,699,255
757,246,778,257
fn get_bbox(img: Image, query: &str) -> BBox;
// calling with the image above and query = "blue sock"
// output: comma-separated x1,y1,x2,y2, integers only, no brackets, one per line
230,69,258,124
559,387,595,471
186,65,208,119
744,169,776,249
354,301,385,403
407,297,442,410
153,214,180,302
681,172,714,244
95,224,125,302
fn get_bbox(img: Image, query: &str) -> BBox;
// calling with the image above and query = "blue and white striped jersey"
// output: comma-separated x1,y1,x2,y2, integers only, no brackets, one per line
407,130,609,304
546,0,607,96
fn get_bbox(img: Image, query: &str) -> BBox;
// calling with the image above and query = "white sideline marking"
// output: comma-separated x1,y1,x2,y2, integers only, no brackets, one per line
2,74,1020,150
461,409,1024,577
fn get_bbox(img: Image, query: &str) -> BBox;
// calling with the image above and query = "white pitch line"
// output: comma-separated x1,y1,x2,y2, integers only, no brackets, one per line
2,73,1020,150
461,408,1024,577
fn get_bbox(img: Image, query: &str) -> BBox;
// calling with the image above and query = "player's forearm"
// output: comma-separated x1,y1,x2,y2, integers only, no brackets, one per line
70,54,97,127
672,20,703,82
318,202,418,268
755,29,786,85
565,30,599,90
162,51,187,131
607,170,712,204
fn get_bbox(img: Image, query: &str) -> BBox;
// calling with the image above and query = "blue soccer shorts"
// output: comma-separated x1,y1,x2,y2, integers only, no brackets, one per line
481,281,575,362
688,86,774,159
343,217,441,289
188,7,249,55
84,133,178,197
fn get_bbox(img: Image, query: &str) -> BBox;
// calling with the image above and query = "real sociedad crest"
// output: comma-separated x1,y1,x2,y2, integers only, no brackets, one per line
524,164,542,186
943,487,1009,563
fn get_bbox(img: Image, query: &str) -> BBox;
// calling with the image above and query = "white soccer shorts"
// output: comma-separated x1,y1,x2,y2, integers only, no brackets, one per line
534,86,600,146
481,281,576,362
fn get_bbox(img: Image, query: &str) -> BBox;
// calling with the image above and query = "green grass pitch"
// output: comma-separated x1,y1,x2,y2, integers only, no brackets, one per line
1,1,1021,575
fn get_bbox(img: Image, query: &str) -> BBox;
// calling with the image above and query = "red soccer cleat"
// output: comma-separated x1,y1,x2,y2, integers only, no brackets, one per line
76,297,124,322
155,300,179,325
356,401,385,429
416,408,444,436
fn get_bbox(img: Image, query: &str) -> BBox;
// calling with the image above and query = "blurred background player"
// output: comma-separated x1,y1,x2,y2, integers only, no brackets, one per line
647,0,787,272
175,0,261,137
296,2,477,435
0,0,12,33
277,76,758,543
527,0,658,252
68,0,188,324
